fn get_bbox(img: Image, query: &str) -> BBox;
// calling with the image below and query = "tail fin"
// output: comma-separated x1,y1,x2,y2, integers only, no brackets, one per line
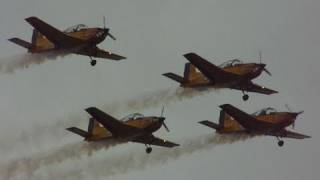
31,29,42,46
218,109,226,127
184,63,200,81
8,38,33,49
220,110,241,129
67,118,110,139
88,117,105,135
163,73,184,83
66,118,98,138
66,127,89,138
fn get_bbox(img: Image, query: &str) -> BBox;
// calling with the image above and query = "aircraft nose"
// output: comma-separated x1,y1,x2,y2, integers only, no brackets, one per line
292,111,304,118
259,63,266,68
103,28,110,34
158,117,166,122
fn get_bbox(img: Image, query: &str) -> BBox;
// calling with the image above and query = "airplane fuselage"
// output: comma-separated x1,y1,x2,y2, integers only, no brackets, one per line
216,112,298,135
181,63,265,88
29,28,106,53
85,117,163,142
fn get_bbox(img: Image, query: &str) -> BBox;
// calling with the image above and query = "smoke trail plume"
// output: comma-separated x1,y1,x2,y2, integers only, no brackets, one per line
101,87,218,113
0,139,123,179
0,52,68,73
1,134,254,180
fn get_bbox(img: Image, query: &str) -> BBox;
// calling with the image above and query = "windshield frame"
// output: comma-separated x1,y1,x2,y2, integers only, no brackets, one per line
63,24,87,33
120,113,145,121
219,59,243,68
252,107,277,116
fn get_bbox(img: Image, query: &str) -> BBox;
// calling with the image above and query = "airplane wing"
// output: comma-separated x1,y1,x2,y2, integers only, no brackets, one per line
85,107,139,137
90,47,126,60
280,130,311,139
133,135,179,148
183,53,241,84
220,104,275,131
25,16,83,48
237,82,278,95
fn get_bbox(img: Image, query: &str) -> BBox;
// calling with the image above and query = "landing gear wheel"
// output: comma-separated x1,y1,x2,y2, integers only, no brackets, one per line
242,94,249,101
146,147,152,154
90,60,97,66
278,140,284,147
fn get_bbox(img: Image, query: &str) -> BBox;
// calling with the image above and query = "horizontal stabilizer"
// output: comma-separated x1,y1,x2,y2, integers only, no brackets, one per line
8,38,32,49
66,127,89,138
199,120,220,130
163,73,184,83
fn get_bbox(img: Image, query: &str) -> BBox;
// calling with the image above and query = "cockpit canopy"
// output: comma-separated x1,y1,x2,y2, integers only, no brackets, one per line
63,24,88,33
219,59,243,68
253,107,277,116
120,113,145,121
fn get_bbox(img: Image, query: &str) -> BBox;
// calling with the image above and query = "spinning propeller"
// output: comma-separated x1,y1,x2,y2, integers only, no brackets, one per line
102,16,116,40
159,106,170,132
285,104,304,129
259,51,272,76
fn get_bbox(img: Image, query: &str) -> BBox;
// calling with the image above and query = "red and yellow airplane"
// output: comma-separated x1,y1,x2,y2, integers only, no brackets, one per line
9,16,126,66
199,104,310,147
67,107,179,153
163,52,277,101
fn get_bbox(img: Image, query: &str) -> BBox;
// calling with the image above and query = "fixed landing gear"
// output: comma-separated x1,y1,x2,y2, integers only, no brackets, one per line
241,90,249,101
89,56,97,66
90,59,97,66
278,140,284,147
276,137,284,147
146,146,152,154
242,94,249,101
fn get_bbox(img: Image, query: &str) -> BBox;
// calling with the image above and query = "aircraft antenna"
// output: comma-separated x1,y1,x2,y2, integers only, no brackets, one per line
103,16,106,29
259,50,262,64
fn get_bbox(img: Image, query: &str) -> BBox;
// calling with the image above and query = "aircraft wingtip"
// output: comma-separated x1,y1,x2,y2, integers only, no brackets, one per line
219,104,231,109
183,52,196,57
198,120,208,124
25,16,37,21
85,107,97,112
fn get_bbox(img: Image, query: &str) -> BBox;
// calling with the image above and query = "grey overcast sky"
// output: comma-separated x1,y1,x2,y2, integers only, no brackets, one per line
0,0,319,179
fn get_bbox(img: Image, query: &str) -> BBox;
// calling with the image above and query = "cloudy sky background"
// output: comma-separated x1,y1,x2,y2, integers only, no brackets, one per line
0,0,319,179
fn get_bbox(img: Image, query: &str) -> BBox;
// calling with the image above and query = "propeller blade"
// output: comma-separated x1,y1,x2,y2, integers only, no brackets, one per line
263,68,272,76
162,122,170,132
285,104,292,112
108,33,116,40
160,105,164,117
259,51,262,64
103,16,106,29
292,122,295,129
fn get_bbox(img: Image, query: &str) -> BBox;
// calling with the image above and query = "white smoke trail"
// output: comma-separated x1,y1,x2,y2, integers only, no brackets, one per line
1,134,254,180
0,52,68,73
100,87,219,113
0,139,123,179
